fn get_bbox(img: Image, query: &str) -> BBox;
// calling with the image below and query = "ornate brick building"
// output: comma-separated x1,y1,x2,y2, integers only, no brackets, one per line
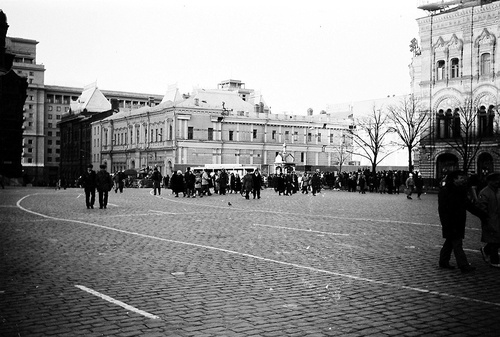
412,0,500,184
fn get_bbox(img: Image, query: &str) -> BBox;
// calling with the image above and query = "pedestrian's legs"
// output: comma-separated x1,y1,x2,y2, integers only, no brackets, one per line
448,238,469,269
103,191,108,208
98,190,104,208
90,188,95,208
439,238,453,266
85,188,91,208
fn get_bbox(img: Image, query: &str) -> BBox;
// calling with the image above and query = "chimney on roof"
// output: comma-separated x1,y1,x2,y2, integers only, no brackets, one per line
111,99,119,112
148,96,155,107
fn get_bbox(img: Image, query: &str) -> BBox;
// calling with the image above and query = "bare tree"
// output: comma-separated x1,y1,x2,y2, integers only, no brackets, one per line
348,106,397,174
387,95,430,172
331,133,351,173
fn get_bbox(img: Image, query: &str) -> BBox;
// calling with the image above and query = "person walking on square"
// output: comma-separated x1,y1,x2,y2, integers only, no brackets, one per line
405,173,415,199
438,170,482,273
252,168,262,199
151,167,162,196
201,169,212,196
242,170,253,200
96,164,113,209
477,172,500,268
414,172,424,200
82,164,96,209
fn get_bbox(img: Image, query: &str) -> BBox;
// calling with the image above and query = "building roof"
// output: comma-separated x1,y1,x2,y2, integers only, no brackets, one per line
70,83,111,113
176,89,255,112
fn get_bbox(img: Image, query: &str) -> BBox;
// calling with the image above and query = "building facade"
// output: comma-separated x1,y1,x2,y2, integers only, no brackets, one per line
0,11,27,179
92,80,355,177
412,0,500,183
6,35,163,185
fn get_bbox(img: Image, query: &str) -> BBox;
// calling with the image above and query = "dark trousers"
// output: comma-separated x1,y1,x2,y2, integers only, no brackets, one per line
440,237,469,268
153,182,161,195
252,188,260,199
98,190,109,208
85,187,95,208
484,243,500,264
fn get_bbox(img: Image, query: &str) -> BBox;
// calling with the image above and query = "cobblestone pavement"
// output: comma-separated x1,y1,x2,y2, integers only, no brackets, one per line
1,186,499,337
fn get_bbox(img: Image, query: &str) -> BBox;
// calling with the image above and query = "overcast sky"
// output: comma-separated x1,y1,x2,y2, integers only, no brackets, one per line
3,0,426,115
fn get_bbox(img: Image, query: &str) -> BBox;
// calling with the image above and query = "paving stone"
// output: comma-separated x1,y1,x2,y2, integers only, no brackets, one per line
1,187,500,336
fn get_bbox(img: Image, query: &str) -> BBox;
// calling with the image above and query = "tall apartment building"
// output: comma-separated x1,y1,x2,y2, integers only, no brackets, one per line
7,36,162,185
412,0,500,183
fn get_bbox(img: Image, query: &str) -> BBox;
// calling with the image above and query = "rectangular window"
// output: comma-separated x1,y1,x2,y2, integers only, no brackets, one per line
253,129,257,139
330,134,334,144
317,133,321,142
208,128,213,141
28,148,33,153
48,131,52,136
56,106,61,112
301,152,305,162
285,131,289,141
188,127,193,140
56,115,61,120
48,148,52,154
28,140,33,144
48,106,53,111
48,140,52,145
307,133,312,142
28,158,32,163
229,130,234,141
272,130,276,140
47,157,52,162
48,123,52,128
294,131,298,141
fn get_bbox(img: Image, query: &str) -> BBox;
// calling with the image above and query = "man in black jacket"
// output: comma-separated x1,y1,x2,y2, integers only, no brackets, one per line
82,164,96,209
96,164,113,209
438,170,484,273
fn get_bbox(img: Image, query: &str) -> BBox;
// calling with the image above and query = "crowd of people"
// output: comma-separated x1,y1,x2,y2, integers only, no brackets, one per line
77,163,500,275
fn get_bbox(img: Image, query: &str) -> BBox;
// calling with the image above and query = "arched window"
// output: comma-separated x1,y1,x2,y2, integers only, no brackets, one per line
480,53,491,75
478,105,488,136
452,109,460,138
444,109,453,138
436,60,446,80
437,109,445,139
450,58,459,78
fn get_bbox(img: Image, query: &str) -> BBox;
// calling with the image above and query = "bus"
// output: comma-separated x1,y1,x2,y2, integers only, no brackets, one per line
191,164,259,176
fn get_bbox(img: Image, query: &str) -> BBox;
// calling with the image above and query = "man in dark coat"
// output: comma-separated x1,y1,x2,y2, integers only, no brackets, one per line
82,164,96,209
438,170,483,273
242,171,253,200
151,167,162,196
252,169,262,199
219,169,229,195
96,164,113,209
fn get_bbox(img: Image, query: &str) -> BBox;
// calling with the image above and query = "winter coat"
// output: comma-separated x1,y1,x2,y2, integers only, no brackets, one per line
438,182,482,239
96,170,113,192
242,173,253,192
82,170,97,189
477,185,500,243
170,173,185,193
252,172,262,190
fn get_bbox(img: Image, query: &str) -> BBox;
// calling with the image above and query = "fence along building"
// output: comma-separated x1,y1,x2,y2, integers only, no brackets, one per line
412,0,500,183
92,80,355,177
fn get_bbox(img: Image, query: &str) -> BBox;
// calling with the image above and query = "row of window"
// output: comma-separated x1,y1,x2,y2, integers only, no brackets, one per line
107,127,344,144
435,105,496,139
436,53,491,80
